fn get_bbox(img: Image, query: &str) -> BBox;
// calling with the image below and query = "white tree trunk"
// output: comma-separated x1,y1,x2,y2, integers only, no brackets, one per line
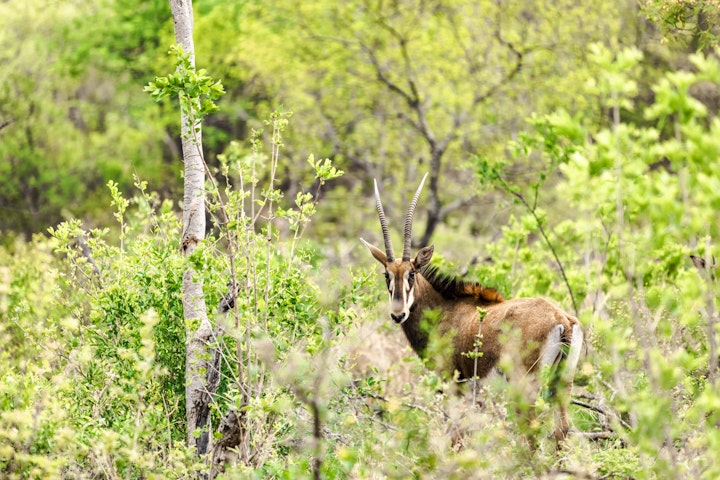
168,0,215,454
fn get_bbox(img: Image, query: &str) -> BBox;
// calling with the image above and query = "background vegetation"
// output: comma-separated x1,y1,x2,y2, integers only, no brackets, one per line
3,0,720,478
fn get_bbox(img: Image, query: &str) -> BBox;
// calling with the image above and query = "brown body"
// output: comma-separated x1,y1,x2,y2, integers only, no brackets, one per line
403,265,580,381
361,175,584,444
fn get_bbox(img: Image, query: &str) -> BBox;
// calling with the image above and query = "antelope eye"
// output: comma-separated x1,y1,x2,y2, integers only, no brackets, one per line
409,270,415,280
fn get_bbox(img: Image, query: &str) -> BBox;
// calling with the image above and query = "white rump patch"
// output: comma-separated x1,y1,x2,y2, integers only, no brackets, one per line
562,323,584,382
539,324,565,368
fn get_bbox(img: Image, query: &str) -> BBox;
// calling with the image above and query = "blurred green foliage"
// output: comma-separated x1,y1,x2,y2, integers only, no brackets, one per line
1,0,634,240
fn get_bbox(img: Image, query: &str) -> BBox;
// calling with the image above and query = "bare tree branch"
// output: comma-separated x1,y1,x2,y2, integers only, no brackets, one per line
305,3,532,247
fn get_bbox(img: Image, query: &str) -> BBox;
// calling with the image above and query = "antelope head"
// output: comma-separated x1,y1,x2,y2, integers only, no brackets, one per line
361,174,434,324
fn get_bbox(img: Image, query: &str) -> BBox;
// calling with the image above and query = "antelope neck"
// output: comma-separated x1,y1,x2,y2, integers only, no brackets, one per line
399,274,446,359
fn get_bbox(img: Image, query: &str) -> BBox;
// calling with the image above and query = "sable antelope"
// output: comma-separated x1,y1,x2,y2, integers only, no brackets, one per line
360,174,584,443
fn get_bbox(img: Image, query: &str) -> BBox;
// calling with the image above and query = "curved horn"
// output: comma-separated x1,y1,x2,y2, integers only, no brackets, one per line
373,179,395,262
402,173,428,261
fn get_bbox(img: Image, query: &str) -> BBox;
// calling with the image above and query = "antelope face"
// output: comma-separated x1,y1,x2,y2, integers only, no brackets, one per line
384,261,415,323
361,241,434,324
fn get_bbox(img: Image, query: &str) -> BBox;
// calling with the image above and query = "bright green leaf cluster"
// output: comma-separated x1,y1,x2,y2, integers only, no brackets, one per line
308,154,344,185
144,44,225,121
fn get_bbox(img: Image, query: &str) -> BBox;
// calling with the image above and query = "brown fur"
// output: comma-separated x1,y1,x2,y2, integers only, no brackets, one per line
404,269,579,382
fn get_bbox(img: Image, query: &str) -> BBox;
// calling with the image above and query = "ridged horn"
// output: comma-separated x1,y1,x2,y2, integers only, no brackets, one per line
373,179,395,262
402,173,428,261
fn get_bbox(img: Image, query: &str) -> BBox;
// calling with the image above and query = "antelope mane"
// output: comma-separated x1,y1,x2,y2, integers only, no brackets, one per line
419,264,505,305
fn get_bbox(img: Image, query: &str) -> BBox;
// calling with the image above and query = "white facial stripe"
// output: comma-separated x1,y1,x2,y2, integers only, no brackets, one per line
405,271,415,309
406,286,414,311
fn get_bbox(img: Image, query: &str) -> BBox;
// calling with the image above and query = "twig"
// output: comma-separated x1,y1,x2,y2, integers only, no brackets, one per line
350,392,433,415
571,398,631,430
546,469,596,479
502,182,578,316
576,431,617,441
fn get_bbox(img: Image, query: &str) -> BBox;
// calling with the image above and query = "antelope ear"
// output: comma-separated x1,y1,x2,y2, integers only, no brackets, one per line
360,238,387,265
413,244,434,268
